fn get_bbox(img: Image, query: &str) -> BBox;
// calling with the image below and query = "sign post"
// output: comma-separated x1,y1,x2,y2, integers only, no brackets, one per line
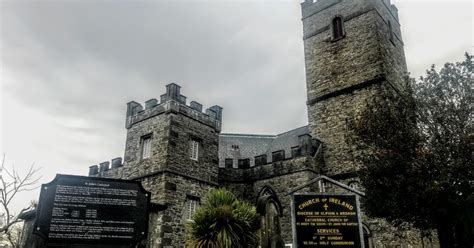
291,193,364,247
34,174,150,246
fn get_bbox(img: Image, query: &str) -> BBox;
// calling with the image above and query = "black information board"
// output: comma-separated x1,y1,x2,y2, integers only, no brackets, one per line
292,194,363,247
34,174,150,245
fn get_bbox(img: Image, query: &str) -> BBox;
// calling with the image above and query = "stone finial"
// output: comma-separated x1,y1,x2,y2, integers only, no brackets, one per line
111,157,123,168
145,99,158,109
89,165,99,176
99,161,110,172
190,101,203,112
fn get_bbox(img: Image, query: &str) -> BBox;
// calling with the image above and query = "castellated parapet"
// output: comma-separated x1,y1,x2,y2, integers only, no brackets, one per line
125,83,222,132
302,0,399,22
90,83,222,179
87,83,222,247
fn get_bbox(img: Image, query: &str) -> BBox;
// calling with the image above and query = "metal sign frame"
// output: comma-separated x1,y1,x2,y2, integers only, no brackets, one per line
33,174,151,246
288,175,365,248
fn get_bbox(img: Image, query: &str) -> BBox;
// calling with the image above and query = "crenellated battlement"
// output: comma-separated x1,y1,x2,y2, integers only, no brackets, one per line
125,83,222,131
218,156,322,183
89,157,123,176
301,0,399,21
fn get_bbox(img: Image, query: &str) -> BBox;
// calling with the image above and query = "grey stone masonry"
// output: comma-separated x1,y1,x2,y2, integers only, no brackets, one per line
302,0,408,176
78,1,437,247
91,83,222,247
218,155,323,244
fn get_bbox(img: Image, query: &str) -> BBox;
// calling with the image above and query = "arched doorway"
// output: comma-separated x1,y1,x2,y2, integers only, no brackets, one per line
257,186,284,248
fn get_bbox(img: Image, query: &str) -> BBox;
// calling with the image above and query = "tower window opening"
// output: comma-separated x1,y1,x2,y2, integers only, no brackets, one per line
141,134,152,159
185,196,200,220
332,16,344,40
190,139,199,161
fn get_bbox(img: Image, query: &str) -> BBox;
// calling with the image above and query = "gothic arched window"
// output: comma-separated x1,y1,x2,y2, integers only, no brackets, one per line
332,16,344,40
256,186,284,248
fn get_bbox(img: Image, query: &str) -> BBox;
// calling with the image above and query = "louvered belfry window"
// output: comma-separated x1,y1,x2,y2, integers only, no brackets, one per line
332,16,344,40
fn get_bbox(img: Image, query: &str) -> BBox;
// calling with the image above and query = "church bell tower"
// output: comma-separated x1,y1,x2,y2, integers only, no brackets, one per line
301,0,408,177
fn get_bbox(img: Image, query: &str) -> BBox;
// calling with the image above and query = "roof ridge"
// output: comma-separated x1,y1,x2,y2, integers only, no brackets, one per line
220,133,276,138
220,125,309,139
275,125,309,137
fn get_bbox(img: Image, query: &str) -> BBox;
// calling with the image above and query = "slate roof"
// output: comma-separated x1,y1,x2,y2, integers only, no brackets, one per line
218,125,310,168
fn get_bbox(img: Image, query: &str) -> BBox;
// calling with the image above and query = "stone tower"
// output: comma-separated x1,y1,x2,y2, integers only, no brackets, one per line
90,83,223,247
301,0,407,177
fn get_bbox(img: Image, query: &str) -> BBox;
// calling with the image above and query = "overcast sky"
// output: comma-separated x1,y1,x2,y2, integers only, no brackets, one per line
0,0,472,212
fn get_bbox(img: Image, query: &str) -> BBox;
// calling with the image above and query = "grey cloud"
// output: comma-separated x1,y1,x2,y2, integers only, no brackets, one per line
1,1,307,138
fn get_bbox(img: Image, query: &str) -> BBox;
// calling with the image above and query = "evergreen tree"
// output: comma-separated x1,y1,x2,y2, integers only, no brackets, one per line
351,54,473,247
186,188,259,248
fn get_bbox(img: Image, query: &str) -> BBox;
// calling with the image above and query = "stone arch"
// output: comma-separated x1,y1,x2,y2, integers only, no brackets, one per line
362,224,373,248
256,186,284,248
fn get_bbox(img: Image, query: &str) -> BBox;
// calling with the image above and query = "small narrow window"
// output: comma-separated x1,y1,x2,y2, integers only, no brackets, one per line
225,159,233,168
185,196,200,220
190,139,199,161
141,135,152,159
272,150,285,162
254,154,267,166
238,159,250,169
388,20,395,45
332,16,344,40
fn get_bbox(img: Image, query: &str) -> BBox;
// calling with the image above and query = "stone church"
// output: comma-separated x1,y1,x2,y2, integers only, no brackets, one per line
84,0,435,247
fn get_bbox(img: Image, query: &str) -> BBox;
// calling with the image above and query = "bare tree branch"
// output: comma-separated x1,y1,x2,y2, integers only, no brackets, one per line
0,155,41,236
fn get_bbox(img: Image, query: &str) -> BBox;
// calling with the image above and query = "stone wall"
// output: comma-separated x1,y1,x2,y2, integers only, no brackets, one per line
302,0,408,176
122,111,171,178
95,92,221,248
252,171,319,244
219,155,323,245
140,173,217,248
300,1,435,247
303,5,384,102
308,84,381,176
166,111,220,184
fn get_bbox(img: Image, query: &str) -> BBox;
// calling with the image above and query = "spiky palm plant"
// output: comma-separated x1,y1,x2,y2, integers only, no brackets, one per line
186,188,259,248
